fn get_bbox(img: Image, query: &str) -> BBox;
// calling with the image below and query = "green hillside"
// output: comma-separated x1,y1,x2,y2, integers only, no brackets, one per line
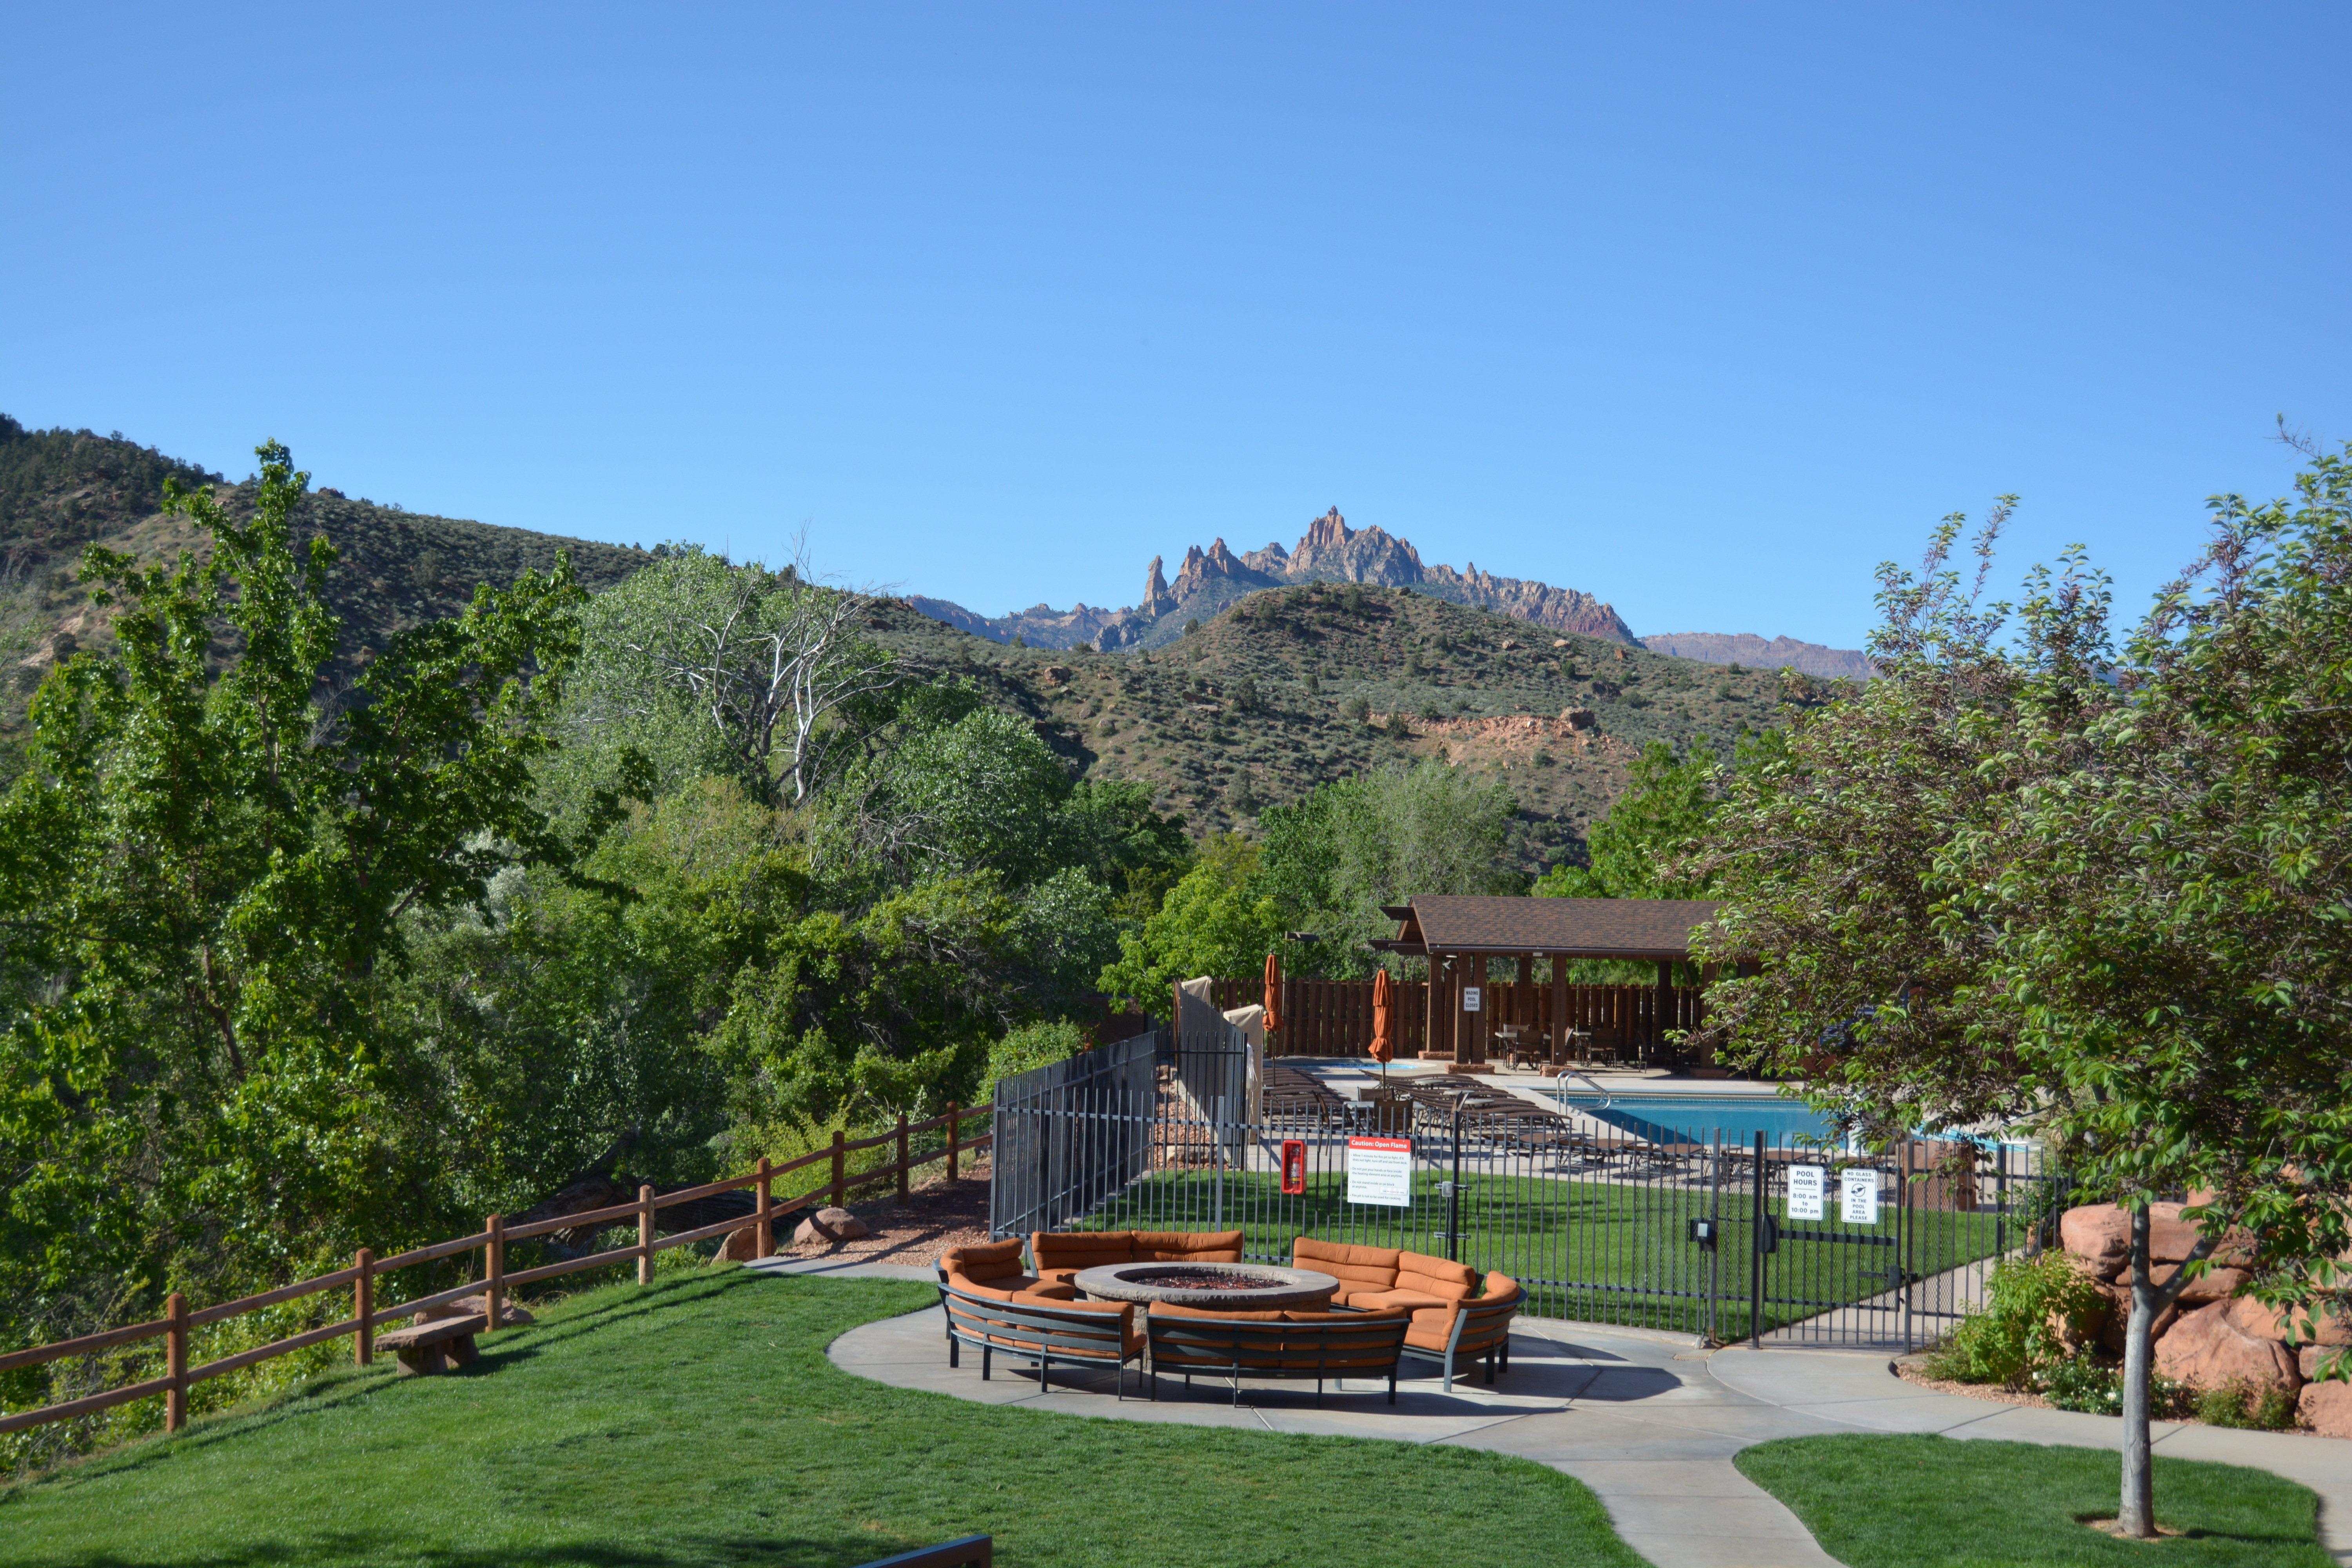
2,417,1825,871
0,417,652,736
871,582,1822,874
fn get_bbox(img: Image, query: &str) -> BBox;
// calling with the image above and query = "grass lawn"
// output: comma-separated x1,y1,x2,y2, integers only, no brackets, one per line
1083,1169,2007,1338
1736,1434,2333,1567
0,1268,1643,1568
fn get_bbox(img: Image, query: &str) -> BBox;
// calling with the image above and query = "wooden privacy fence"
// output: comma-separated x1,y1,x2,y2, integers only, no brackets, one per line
0,1103,994,1441
1195,976,1704,1060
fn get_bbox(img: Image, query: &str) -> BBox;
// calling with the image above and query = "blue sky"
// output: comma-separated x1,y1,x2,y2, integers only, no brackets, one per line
4,4,2345,648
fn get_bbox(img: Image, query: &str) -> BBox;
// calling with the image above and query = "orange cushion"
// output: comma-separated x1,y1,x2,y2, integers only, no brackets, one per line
1031,1231,1138,1273
1133,1229,1244,1263
1396,1250,1479,1303
1348,1289,1452,1315
938,1239,1028,1284
944,1271,1038,1302
1292,1237,1401,1294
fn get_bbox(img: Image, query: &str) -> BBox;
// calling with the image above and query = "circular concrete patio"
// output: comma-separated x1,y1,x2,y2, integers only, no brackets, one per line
759,1257,2352,1568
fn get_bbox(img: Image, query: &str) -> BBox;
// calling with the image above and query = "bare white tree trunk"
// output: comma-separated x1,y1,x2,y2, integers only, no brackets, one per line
2119,1208,2156,1538
2117,1204,2214,1539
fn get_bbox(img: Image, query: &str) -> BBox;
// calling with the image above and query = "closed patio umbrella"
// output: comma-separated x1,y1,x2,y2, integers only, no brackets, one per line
1369,966,1395,1088
1263,952,1282,1044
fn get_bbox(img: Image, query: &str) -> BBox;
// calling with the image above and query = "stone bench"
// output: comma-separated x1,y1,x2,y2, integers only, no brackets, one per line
376,1294,535,1376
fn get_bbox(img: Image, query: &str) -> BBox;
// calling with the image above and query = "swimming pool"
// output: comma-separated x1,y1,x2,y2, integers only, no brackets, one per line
1554,1092,1842,1147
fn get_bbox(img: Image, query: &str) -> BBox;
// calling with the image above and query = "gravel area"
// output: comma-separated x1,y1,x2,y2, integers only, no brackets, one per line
788,1163,995,1268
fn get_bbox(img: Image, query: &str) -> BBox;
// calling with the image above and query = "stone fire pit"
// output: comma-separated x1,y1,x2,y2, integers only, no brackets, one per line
1071,1261,1341,1311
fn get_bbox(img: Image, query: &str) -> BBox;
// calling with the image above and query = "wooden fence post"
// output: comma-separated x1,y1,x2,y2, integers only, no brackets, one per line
354,1247,374,1367
831,1129,847,1208
165,1292,187,1434
637,1184,655,1286
484,1214,504,1334
895,1114,910,1203
946,1102,960,1182
755,1156,773,1261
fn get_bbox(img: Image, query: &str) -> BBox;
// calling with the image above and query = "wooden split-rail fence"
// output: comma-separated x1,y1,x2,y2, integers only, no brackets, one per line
0,1103,994,1441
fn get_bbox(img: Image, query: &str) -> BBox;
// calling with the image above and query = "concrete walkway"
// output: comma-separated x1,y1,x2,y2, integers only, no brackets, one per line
755,1258,2351,1568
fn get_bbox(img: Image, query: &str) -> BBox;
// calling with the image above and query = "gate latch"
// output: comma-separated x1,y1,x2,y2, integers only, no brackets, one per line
1757,1217,1781,1255
1686,1217,1718,1251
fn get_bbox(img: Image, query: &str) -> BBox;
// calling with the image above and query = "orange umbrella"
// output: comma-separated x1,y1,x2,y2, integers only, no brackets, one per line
1370,967,1396,1086
1263,952,1282,1038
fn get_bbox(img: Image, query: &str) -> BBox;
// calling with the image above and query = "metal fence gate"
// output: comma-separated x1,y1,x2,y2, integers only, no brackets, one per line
989,1076,2056,1351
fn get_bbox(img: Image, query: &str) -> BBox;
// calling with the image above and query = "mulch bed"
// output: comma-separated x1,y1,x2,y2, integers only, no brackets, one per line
786,1163,995,1269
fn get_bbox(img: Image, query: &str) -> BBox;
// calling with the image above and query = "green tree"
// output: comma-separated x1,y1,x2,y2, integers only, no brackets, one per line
1096,835,1283,1006
560,543,896,807
1697,466,2352,1537
1534,739,1722,899
0,441,581,1354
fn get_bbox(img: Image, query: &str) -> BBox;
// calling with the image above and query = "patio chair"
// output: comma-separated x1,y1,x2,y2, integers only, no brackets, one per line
937,1281,1143,1397
1146,1303,1410,1405
1399,1272,1524,1392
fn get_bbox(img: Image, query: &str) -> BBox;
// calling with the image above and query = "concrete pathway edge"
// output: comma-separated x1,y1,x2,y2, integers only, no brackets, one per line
757,1259,2349,1568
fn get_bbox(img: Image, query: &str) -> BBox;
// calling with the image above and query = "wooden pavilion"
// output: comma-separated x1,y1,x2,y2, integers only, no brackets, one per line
1371,896,1722,1067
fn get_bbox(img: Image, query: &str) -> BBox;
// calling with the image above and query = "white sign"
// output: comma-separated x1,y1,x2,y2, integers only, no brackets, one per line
1842,1169,1880,1225
1787,1164,1826,1221
1347,1135,1413,1208
1462,986,1482,1013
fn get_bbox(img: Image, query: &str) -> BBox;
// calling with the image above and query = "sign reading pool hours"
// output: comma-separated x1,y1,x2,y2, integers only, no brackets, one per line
1787,1164,1827,1221
1347,1136,1413,1208
1841,1168,1880,1225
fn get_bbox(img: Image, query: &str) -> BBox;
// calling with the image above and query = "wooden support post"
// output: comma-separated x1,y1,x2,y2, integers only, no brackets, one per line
1472,953,1490,1064
831,1129,847,1208
755,1156,773,1260
1551,955,1567,1063
1656,959,1674,1058
895,1114,910,1203
637,1184,655,1286
483,1213,504,1334
354,1248,374,1367
946,1102,961,1182
165,1292,187,1433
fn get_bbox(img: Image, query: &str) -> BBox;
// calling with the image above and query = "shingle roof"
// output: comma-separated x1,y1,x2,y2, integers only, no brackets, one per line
1391,895,1720,960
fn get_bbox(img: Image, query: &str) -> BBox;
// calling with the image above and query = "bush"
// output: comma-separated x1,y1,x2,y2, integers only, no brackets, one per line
982,1021,1087,1097
2031,1354,2195,1419
1922,1250,2108,1387
2195,1378,2298,1430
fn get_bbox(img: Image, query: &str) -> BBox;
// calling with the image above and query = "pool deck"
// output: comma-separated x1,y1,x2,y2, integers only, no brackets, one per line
771,1256,2352,1568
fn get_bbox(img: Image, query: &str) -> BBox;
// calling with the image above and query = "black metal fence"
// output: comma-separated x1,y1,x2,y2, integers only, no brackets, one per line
991,1060,2057,1350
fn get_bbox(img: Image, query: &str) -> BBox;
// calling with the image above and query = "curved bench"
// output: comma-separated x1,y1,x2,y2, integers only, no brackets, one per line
1401,1272,1525,1391
1029,1229,1243,1292
1145,1303,1410,1406
938,1281,1142,1398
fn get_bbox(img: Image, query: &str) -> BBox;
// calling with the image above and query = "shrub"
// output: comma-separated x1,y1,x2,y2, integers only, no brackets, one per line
1922,1250,2108,1387
2032,1355,2195,1419
983,1020,1086,1096
2194,1378,2298,1431
1344,696,1371,722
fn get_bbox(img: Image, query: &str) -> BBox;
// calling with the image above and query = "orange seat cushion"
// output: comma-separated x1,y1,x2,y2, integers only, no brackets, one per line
1292,1237,1400,1301
1031,1230,1138,1275
938,1239,1029,1286
1132,1229,1244,1263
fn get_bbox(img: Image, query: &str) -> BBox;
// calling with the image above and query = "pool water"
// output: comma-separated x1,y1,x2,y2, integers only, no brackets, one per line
1555,1093,1841,1147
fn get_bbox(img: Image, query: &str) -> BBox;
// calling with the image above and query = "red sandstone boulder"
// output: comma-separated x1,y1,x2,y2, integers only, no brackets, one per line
2060,1202,2254,1281
2172,1266,2251,1304
794,1205,869,1247
2062,1206,2133,1278
2154,1300,2301,1396
2298,1375,2352,1438
2225,1294,2352,1347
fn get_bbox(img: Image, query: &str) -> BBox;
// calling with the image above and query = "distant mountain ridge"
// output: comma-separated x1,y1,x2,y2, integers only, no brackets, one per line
907,505,1872,675
913,507,1639,651
1637,632,1876,681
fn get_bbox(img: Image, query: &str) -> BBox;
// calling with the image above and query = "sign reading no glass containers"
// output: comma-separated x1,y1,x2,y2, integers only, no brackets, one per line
1347,1136,1412,1207
1788,1165,1880,1225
